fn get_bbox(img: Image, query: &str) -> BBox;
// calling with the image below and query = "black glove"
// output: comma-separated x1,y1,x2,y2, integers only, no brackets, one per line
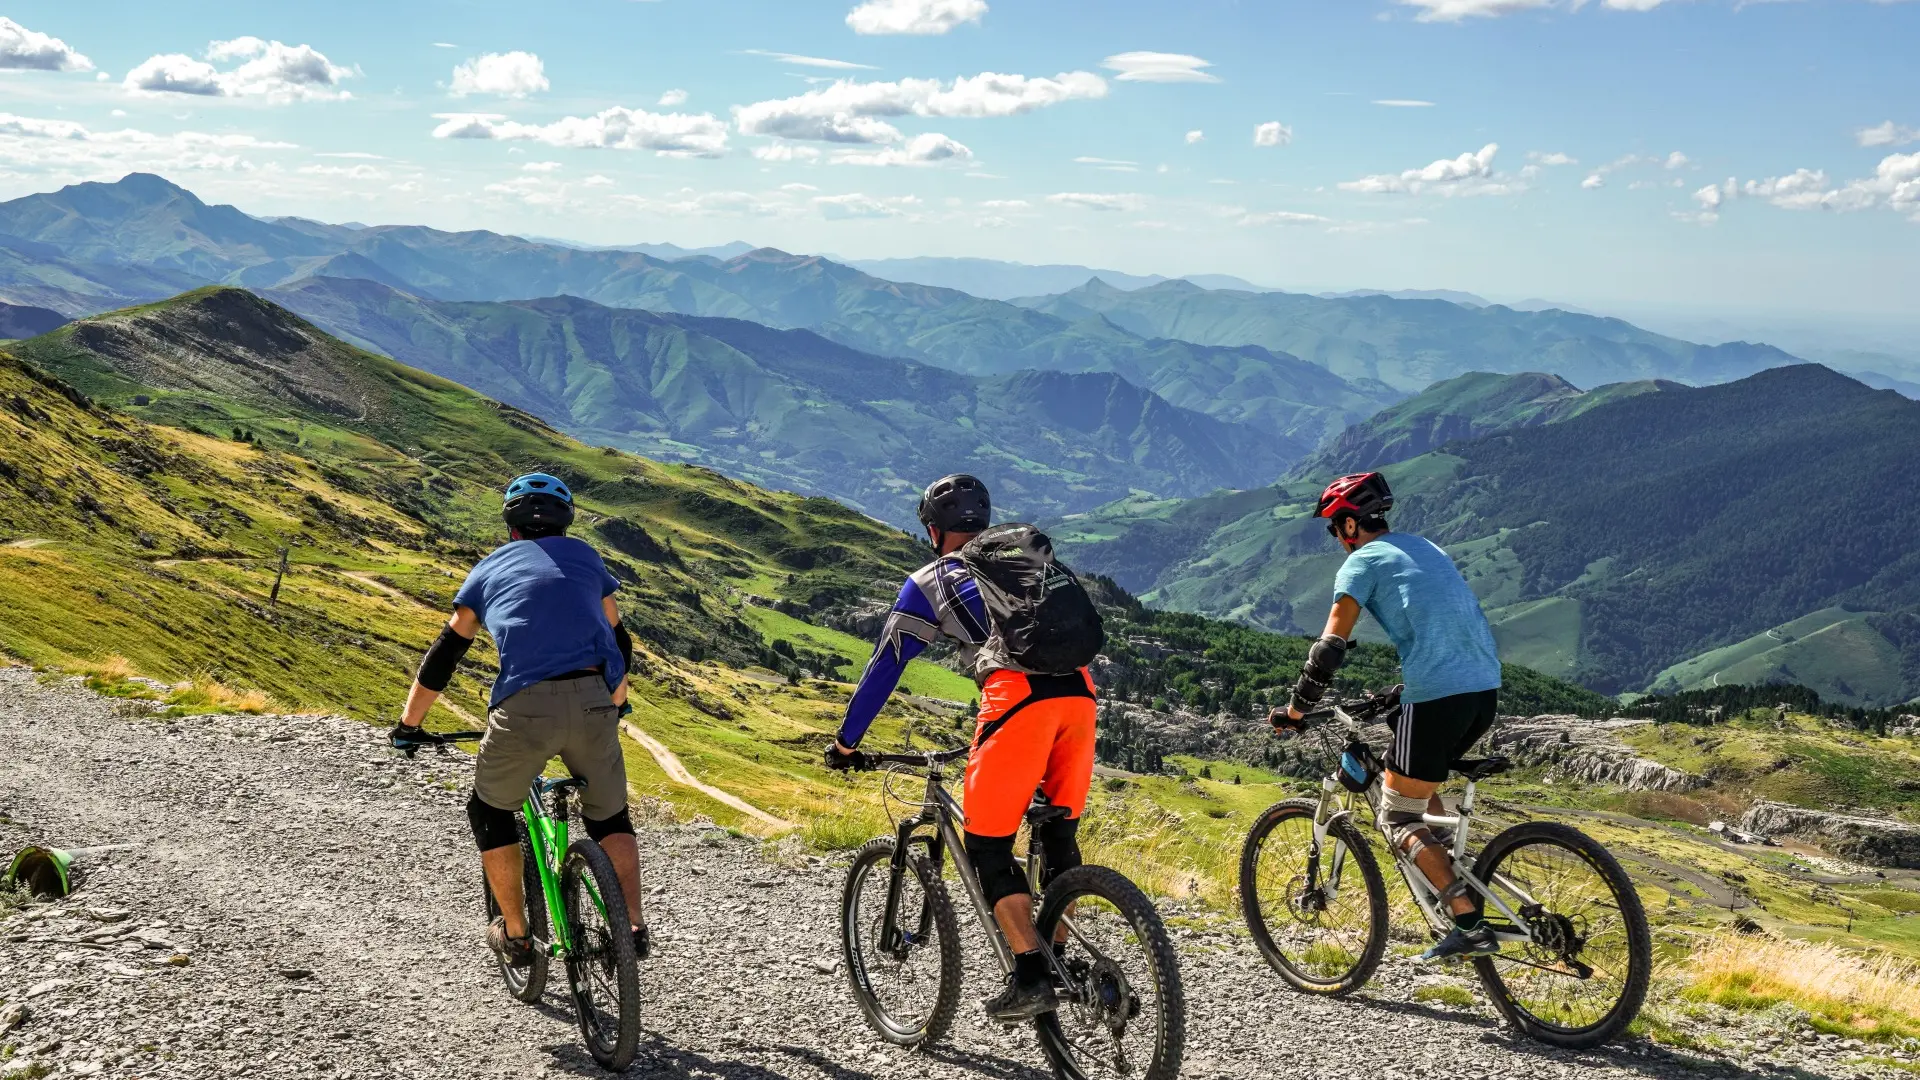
617,702,634,719
389,721,435,753
1267,706,1305,738
824,743,869,772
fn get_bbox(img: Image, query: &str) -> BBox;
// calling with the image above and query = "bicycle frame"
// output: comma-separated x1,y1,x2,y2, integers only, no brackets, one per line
876,758,1104,983
518,775,615,960
1305,714,1539,946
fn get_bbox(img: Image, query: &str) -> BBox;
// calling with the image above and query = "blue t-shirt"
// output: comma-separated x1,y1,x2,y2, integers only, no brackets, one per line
453,536,625,708
1332,532,1502,704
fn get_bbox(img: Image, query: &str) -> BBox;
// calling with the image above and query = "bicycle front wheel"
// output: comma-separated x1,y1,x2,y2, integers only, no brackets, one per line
1035,865,1184,1080
561,838,641,1071
1470,821,1652,1049
841,836,962,1047
1238,797,1388,995
482,817,550,1003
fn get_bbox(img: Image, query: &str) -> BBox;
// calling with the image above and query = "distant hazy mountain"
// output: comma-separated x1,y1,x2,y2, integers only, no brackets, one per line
1292,371,1678,478
262,275,1301,527
522,237,758,261
1015,277,1802,393
847,257,1270,300
1316,288,1491,306
1054,365,1920,705
0,300,66,340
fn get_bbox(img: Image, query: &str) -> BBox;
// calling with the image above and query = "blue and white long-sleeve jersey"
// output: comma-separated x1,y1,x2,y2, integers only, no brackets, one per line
836,556,992,748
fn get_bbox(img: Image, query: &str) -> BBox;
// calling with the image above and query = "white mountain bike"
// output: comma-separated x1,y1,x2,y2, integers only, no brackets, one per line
1237,688,1651,1049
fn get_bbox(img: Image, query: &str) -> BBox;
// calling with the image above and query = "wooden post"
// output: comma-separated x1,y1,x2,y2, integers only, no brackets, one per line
269,547,290,606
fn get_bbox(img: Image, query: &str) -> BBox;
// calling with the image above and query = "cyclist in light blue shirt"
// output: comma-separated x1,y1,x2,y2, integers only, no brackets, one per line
1274,471,1504,962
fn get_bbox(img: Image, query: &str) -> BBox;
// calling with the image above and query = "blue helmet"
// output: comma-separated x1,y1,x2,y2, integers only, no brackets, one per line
503,472,575,534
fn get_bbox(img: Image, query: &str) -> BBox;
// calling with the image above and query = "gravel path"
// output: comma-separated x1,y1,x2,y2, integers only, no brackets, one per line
0,668,1892,1079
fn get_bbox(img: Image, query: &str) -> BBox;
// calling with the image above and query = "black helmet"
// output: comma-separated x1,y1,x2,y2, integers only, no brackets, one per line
503,472,575,534
917,474,990,534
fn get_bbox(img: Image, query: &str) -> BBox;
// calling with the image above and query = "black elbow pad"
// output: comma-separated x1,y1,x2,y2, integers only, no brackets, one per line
1290,634,1351,710
613,621,634,675
417,625,475,692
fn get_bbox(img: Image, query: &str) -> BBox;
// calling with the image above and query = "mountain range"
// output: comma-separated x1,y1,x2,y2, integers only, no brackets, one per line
1012,277,1801,394
254,275,1299,525
1056,366,1920,706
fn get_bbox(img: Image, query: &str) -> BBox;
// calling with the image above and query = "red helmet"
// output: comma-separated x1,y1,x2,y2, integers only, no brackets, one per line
1317,472,1393,529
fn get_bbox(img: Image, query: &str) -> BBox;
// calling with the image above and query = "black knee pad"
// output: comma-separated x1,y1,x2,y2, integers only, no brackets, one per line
584,807,634,842
1036,816,1082,887
466,791,521,853
964,831,1029,907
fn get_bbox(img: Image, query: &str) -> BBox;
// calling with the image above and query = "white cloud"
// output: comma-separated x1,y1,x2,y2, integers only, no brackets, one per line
1858,121,1919,148
1101,52,1218,84
1691,154,1920,223
1397,0,1552,20
298,162,387,180
583,174,615,186
657,88,688,107
124,40,353,101
432,42,458,49
0,111,301,181
1185,129,1204,145
1693,182,1725,210
1046,192,1144,212
732,71,1106,144
1743,168,1840,210
1372,99,1435,107
814,192,923,218
752,141,823,162
1664,150,1689,169
316,151,383,159
1581,173,1605,189
845,0,987,35
740,50,877,71
0,113,89,139
1075,155,1138,172
980,198,1030,210
1528,151,1577,166
522,160,563,172
450,51,548,98
832,132,973,166
0,16,93,72
782,182,819,192
432,106,730,157
1340,142,1516,195
206,36,266,62
1240,209,1331,226
1253,121,1292,147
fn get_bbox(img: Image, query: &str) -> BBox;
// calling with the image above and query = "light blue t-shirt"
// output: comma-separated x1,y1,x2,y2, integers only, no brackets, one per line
453,536,625,709
1332,532,1502,704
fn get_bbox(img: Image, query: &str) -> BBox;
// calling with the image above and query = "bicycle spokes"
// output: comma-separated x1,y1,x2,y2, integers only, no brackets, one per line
1480,840,1634,1029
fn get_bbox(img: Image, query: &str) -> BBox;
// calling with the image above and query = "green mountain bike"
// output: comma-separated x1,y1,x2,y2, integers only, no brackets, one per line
401,730,642,1072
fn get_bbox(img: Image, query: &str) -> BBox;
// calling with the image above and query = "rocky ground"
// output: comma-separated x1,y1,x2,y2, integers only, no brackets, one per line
0,667,1907,1079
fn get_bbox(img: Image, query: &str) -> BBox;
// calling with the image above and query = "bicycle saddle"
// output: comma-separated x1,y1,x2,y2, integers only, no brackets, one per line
1451,756,1511,781
1026,803,1071,826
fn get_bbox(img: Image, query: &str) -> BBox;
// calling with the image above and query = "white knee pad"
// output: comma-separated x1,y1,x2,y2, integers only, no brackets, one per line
1377,787,1433,853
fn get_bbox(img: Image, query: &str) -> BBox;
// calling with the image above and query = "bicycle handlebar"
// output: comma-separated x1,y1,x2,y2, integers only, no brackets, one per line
861,746,969,769
394,728,482,757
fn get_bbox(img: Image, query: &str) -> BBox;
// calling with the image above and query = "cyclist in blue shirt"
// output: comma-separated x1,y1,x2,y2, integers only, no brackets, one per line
1275,471,1505,962
390,473,647,968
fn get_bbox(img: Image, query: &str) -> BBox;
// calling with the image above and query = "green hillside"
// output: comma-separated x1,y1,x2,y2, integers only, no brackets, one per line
257,275,1301,528
1291,370,1677,478
1015,277,1801,393
1058,366,1920,704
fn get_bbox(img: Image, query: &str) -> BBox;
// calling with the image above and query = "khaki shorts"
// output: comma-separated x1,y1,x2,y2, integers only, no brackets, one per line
474,675,629,822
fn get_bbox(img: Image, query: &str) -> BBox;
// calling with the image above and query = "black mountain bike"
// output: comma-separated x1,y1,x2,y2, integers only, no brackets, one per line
399,729,642,1071
1237,689,1651,1049
839,747,1185,1080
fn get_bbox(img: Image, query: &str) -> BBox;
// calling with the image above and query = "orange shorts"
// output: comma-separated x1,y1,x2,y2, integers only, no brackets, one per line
961,669,1097,839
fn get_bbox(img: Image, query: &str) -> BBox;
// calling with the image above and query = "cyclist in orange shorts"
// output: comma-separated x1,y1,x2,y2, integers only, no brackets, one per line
826,474,1097,1023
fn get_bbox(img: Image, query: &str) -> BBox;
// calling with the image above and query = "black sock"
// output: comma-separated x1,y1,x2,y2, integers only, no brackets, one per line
1452,911,1482,931
1014,950,1050,985
1051,940,1068,961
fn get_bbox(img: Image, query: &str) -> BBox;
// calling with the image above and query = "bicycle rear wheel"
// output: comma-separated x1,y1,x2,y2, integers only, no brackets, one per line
561,838,641,1071
1470,822,1651,1049
1035,865,1184,1080
841,836,963,1047
482,817,550,1003
1238,797,1388,995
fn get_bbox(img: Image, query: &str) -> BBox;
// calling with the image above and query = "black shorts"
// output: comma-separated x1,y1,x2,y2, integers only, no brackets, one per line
1385,689,1498,784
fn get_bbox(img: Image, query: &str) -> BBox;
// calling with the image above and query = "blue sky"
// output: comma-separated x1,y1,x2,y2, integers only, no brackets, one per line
0,0,1914,318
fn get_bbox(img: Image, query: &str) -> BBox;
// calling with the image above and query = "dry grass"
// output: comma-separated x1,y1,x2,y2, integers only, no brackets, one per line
1685,932,1920,1040
165,676,273,715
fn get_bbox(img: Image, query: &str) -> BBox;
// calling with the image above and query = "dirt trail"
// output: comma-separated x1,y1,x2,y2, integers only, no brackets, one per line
0,669,1890,1080
1,537,55,549
622,719,795,832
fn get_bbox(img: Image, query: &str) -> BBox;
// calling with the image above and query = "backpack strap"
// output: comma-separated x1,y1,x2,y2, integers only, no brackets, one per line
971,673,1095,750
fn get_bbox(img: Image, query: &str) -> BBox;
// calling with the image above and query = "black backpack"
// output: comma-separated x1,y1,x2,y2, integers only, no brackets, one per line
958,524,1106,674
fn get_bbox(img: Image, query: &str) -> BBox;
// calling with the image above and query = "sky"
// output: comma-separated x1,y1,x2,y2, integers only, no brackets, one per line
0,0,1915,319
